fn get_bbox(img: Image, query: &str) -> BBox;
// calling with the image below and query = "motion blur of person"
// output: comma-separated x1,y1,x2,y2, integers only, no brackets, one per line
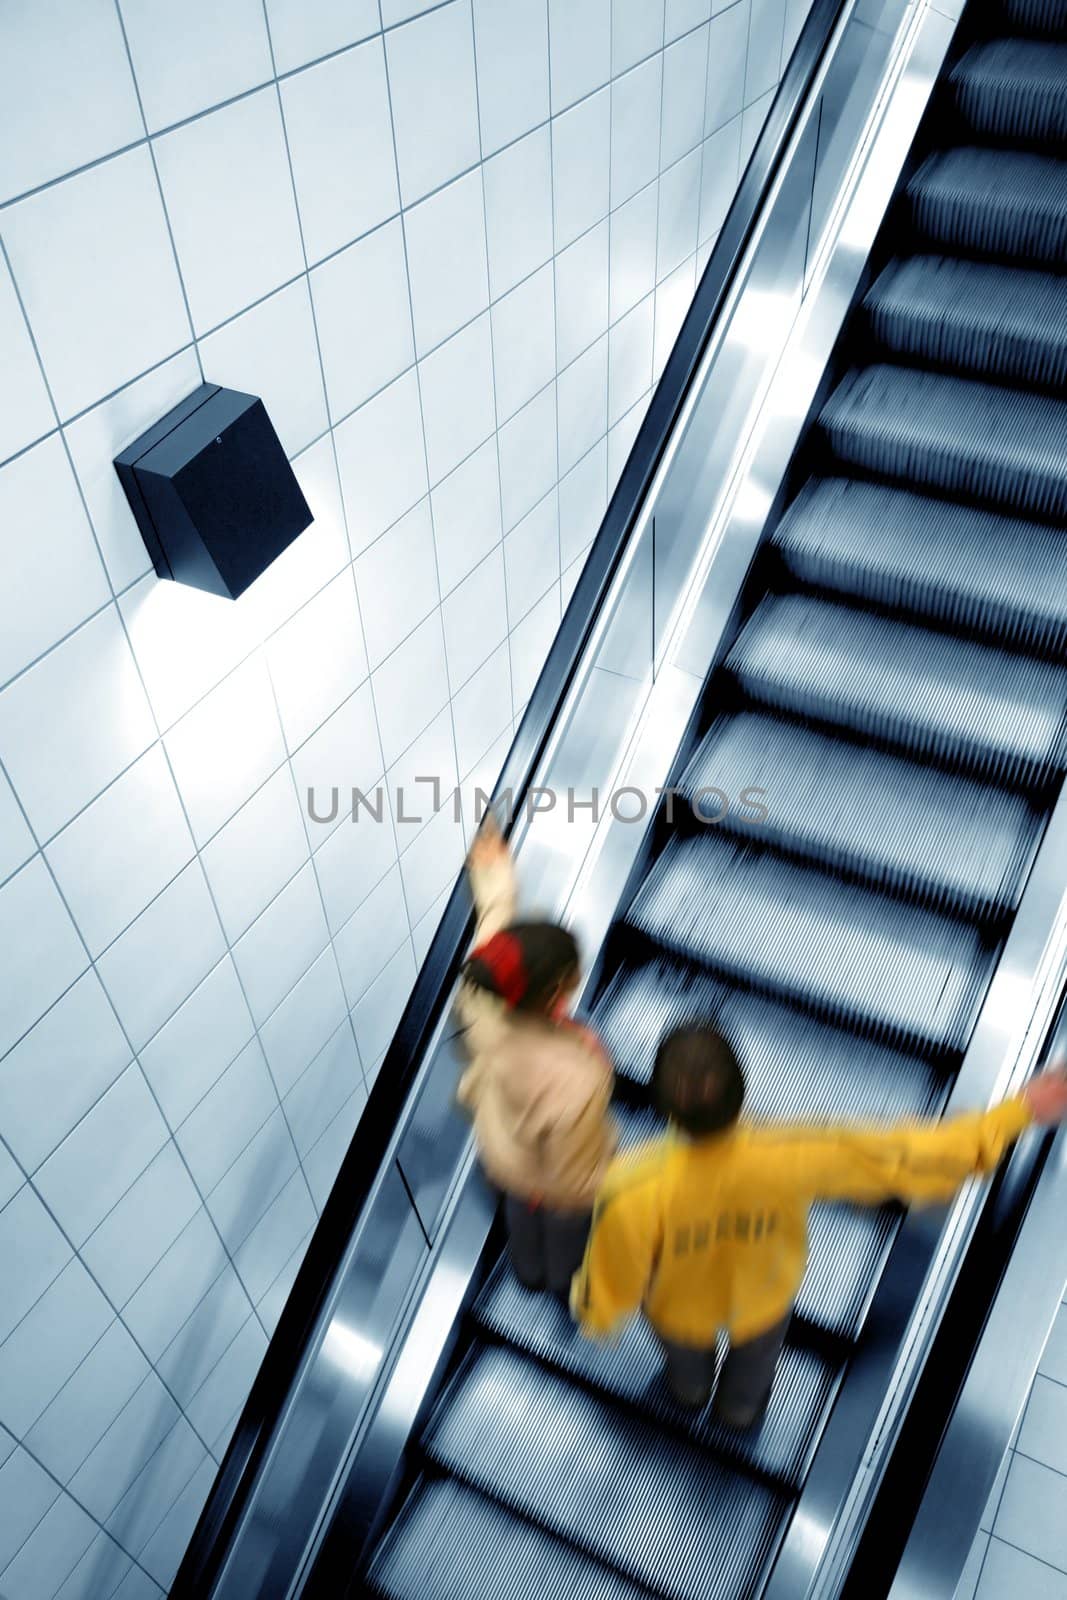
572,1023,1067,1428
455,813,617,1294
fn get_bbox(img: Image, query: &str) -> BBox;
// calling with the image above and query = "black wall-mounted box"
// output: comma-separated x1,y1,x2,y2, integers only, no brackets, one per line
114,384,313,600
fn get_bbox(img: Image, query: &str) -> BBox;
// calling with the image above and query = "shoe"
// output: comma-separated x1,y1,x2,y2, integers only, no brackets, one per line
667,1378,713,1410
711,1393,770,1430
513,1270,544,1292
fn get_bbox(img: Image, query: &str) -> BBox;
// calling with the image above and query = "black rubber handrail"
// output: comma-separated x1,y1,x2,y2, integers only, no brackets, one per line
173,3,846,1591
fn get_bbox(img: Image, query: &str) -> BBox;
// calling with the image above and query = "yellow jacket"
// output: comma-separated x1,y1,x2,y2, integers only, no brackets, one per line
455,852,617,1211
572,1097,1032,1345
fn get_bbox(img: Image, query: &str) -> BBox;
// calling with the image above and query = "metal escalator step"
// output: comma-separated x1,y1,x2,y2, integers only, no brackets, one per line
726,594,1067,786
819,365,1067,520
626,836,992,1053
367,1477,650,1600
907,148,1067,265
772,478,1067,655
591,960,944,1114
801,1204,899,1339
864,257,1067,387
473,1258,839,1490
950,39,1067,143
423,1346,789,1600
678,712,1040,916
996,0,1067,41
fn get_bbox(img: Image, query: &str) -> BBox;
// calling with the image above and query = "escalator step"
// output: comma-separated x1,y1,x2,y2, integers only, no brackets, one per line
950,39,1067,143
819,365,1067,519
907,147,1067,265
368,1477,651,1600
423,1346,788,1600
626,836,992,1052
678,712,1039,916
473,1258,839,1490
727,594,1067,786
772,477,1067,655
592,959,944,1113
996,0,1067,41
864,257,1067,388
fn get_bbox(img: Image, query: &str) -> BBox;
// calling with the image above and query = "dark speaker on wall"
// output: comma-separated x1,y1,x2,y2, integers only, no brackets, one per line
114,384,313,600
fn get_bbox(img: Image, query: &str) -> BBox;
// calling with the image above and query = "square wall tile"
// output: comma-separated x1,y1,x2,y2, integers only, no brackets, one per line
201,766,309,943
109,1417,207,1559
555,219,609,371
231,863,329,1024
431,438,502,597
551,89,611,251
124,1208,228,1363
386,3,481,206
473,0,550,155
483,126,554,301
419,314,497,486
177,1041,277,1195
355,499,440,670
64,350,201,595
312,219,414,423
655,253,697,379
977,1539,1067,1600
609,181,659,323
700,116,743,243
313,798,399,932
164,655,286,846
119,574,255,735
80,1140,201,1309
705,3,748,135
557,337,608,476
1018,1375,1067,1476
492,264,556,425
0,1258,112,1439
505,490,560,621
548,0,611,112
3,148,192,421
266,572,368,753
611,57,663,208
510,585,560,709
0,1185,73,1347
0,0,142,204
189,1320,265,1443
335,369,428,557
746,0,786,103
0,1446,59,1572
36,1062,169,1246
140,1460,215,1588
155,1265,249,1408
0,972,128,1172
53,1531,135,1600
667,0,711,37
0,766,34,886
121,0,273,130
0,857,88,1060
282,39,399,267
612,0,664,74
658,147,702,280
1038,1300,1067,1386
96,861,226,1050
304,1088,365,1208
0,1492,97,1600
259,948,349,1098
285,1022,362,1159
334,866,409,1004
405,171,489,359
154,90,305,335
46,745,195,957
352,942,417,1066
386,705,458,852
199,279,327,458
399,803,465,926
0,252,53,464
205,1107,298,1253
371,614,449,767
662,23,710,167
138,958,254,1129
442,548,508,690
23,1319,144,1484
609,294,656,425
498,382,558,532
559,436,607,567
995,1454,1067,1575
0,434,109,689
292,683,384,842
608,389,649,483
451,643,512,777
232,1173,314,1305
0,604,157,843
265,0,379,74
70,1370,180,1522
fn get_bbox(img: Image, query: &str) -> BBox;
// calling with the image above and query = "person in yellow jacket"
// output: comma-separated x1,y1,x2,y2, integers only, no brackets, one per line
571,1022,1067,1428
455,815,617,1293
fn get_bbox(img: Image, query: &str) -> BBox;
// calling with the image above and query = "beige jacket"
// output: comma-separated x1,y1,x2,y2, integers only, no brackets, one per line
455,852,617,1211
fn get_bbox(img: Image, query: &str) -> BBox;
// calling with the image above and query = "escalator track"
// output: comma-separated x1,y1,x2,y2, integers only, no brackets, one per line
364,2,1067,1594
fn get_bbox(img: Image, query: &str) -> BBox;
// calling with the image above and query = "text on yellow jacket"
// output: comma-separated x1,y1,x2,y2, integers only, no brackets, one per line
571,1096,1033,1345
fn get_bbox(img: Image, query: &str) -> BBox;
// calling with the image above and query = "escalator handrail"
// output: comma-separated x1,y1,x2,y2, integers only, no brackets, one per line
173,3,849,1592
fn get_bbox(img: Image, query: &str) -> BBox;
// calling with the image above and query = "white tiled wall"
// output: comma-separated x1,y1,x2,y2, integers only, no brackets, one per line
0,1,810,1595
956,1299,1067,1600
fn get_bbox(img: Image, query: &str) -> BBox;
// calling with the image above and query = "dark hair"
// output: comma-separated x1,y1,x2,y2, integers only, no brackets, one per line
652,1025,745,1136
463,921,580,1014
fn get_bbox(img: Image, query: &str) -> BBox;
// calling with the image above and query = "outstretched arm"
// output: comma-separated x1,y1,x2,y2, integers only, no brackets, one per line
467,811,518,941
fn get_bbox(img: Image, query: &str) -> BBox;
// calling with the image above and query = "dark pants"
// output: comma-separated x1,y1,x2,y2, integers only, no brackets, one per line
504,1195,591,1293
660,1311,792,1424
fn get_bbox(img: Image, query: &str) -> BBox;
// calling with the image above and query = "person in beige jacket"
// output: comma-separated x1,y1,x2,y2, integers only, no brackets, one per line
455,816,617,1292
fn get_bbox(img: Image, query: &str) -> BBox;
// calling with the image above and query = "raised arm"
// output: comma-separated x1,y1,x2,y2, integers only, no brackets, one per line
467,811,518,941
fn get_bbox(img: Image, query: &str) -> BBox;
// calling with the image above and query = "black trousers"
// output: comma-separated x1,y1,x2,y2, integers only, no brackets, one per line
659,1312,792,1421
504,1195,591,1293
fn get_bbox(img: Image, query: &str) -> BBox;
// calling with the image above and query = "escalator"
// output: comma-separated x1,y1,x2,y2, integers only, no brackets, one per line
362,3,1067,1596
